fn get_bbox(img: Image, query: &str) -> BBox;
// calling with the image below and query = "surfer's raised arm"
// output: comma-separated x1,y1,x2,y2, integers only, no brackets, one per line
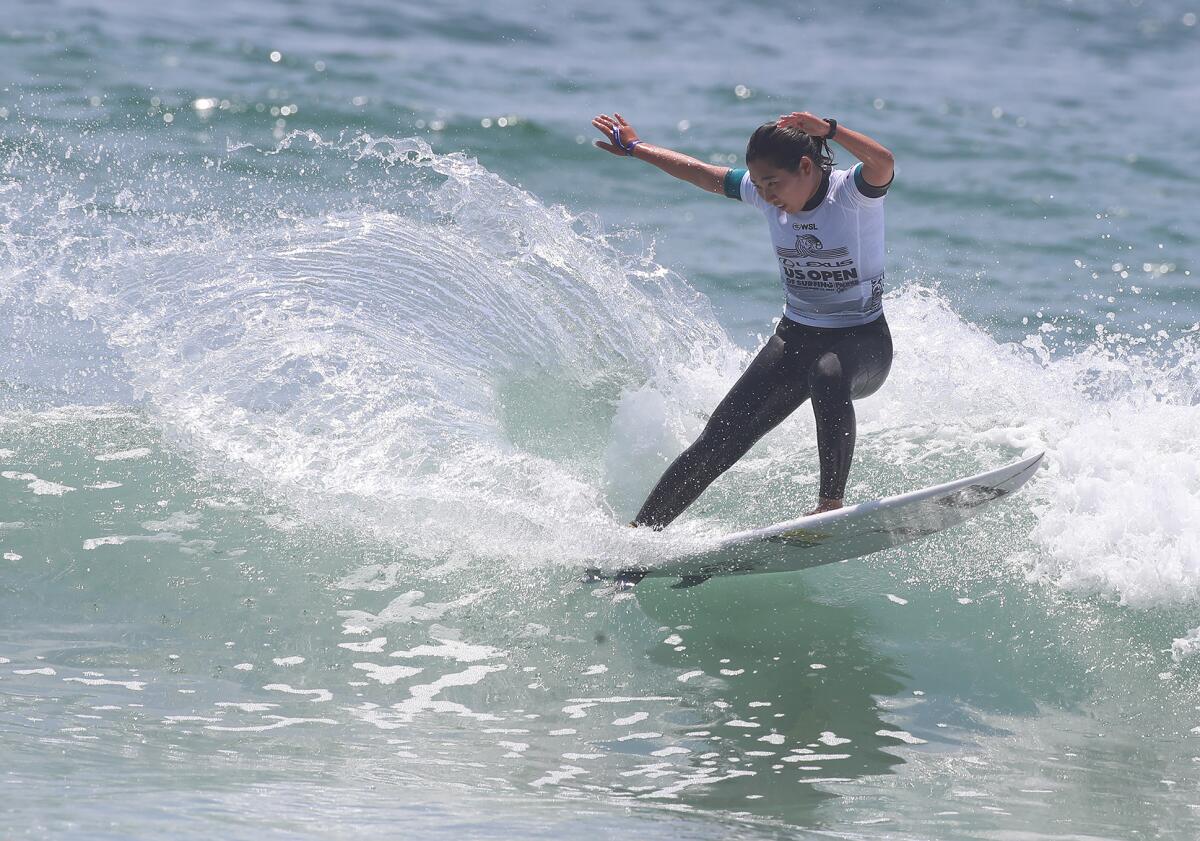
777,111,895,190
591,112,730,195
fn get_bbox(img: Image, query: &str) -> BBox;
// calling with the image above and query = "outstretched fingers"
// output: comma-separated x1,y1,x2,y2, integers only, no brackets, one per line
591,113,627,155
592,114,618,138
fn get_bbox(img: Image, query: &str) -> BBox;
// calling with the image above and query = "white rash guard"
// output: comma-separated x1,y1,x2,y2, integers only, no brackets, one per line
725,163,889,328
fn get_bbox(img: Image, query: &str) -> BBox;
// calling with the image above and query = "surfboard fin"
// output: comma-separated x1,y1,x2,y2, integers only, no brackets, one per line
615,568,648,587
671,574,711,589
582,567,649,587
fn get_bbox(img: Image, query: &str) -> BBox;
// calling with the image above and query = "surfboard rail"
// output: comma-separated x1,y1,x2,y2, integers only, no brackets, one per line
596,451,1044,585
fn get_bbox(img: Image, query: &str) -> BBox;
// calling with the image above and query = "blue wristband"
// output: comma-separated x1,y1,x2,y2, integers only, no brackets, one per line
612,125,640,156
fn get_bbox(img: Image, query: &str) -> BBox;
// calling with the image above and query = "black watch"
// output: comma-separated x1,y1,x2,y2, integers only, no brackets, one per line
824,118,837,140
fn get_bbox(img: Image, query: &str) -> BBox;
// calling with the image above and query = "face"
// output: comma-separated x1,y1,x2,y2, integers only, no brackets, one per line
747,156,820,214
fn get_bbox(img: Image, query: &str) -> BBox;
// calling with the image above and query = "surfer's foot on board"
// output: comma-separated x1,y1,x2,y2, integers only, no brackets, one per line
806,497,843,516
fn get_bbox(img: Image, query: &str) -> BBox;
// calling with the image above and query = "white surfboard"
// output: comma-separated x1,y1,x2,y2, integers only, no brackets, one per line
597,452,1044,586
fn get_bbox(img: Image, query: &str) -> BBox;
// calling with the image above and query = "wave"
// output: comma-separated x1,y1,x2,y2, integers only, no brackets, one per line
3,130,1199,616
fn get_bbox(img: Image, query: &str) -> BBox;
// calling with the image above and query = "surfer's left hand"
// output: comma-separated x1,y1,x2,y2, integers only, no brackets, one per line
591,112,641,156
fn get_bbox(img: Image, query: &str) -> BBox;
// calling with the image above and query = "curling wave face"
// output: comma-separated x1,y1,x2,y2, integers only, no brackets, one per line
3,132,745,568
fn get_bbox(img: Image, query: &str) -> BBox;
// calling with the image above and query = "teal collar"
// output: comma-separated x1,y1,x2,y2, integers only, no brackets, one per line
801,170,831,212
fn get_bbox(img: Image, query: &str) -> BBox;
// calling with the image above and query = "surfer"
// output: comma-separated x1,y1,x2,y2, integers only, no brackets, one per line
592,111,895,529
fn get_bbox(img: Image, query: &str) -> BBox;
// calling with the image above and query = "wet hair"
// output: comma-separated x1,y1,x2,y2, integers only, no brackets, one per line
745,121,835,173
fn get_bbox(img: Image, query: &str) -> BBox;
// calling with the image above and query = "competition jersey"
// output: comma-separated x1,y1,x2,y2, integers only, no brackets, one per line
724,164,888,328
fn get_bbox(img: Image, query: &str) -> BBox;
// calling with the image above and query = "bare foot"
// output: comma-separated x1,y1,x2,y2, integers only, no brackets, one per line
805,497,844,516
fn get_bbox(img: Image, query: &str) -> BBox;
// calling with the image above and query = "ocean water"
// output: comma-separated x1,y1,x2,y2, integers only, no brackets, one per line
2,0,1199,838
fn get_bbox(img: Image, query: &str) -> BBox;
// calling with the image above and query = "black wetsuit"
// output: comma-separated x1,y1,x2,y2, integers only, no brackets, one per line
632,313,892,529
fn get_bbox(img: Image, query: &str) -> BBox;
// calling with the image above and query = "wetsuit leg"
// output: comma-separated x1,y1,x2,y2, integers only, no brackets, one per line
632,331,811,529
808,316,893,500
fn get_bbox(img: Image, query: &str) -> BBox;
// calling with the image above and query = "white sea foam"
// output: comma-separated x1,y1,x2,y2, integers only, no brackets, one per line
1,471,75,496
388,664,508,722
206,715,337,733
214,702,278,712
141,511,201,532
388,638,503,663
262,684,332,702
38,135,731,573
338,590,491,632
561,696,679,720
1171,627,1200,662
63,677,146,691
95,447,152,461
870,286,1200,610
338,637,387,653
877,729,928,745
352,662,423,685
612,711,648,726
82,534,181,551
819,731,852,746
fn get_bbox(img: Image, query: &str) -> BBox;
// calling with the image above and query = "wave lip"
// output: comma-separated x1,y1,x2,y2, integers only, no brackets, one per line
10,133,734,566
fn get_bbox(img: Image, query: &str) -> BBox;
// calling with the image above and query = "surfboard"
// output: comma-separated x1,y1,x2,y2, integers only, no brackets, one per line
593,452,1044,587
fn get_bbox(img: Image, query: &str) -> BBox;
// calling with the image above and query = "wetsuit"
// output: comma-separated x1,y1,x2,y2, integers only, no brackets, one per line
633,164,893,529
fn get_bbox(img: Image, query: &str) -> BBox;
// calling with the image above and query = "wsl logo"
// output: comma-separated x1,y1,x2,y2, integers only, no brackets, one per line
776,233,849,260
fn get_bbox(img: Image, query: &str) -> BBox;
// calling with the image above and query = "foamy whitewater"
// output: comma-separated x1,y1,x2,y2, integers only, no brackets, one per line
3,1,1199,838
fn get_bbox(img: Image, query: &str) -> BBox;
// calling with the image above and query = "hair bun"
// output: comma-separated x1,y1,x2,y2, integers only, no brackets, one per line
746,121,835,173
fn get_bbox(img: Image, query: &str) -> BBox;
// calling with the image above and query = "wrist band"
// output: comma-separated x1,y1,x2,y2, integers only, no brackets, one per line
612,125,640,156
824,118,837,140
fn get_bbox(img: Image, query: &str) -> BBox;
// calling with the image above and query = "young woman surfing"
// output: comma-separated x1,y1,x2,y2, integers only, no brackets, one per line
591,111,895,529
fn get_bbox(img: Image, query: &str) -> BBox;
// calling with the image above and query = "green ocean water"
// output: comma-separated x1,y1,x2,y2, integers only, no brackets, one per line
3,1,1200,838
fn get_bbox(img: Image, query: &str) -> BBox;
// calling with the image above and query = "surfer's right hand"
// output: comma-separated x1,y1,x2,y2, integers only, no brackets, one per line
591,113,641,156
